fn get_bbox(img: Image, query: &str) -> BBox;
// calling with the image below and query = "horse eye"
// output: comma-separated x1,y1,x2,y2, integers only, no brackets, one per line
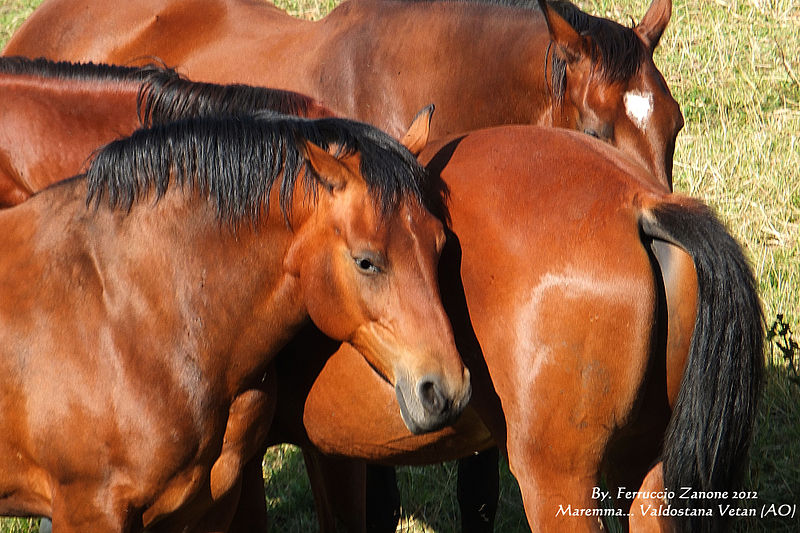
354,255,382,275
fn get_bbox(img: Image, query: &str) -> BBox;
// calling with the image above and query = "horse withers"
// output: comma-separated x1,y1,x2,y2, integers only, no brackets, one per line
0,113,470,532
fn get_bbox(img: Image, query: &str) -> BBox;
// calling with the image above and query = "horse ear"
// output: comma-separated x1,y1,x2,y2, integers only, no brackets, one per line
537,0,587,64
303,140,349,193
401,104,435,156
635,0,672,50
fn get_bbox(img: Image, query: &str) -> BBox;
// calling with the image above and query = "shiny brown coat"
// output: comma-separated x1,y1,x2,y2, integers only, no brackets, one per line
3,0,683,187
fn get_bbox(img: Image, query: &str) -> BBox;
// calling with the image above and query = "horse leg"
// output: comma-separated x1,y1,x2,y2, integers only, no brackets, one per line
501,361,611,532
184,481,242,533
360,456,498,533
227,453,269,533
508,454,604,532
457,447,499,533
495,341,637,532
365,464,401,533
629,463,674,533
302,446,367,533
498,275,655,531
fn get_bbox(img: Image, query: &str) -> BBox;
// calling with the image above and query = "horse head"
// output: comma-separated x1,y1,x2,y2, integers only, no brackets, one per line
284,111,471,434
539,0,683,189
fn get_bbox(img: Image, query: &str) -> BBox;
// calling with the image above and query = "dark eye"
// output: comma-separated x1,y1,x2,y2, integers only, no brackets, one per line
354,255,382,275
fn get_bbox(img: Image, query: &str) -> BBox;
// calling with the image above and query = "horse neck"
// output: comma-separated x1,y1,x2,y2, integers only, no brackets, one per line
87,181,315,395
0,74,143,196
322,1,555,134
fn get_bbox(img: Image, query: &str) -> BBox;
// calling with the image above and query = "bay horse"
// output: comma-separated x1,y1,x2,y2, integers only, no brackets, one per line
247,125,764,533
0,57,483,532
0,113,471,532
3,0,683,188
0,56,332,207
0,58,756,532
0,58,761,531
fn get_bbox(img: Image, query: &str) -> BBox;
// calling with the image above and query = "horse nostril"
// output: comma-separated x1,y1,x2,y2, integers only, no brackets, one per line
417,377,448,416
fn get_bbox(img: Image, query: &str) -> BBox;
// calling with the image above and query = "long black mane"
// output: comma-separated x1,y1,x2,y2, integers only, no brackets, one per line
136,71,324,127
0,55,170,82
86,114,425,225
0,56,324,126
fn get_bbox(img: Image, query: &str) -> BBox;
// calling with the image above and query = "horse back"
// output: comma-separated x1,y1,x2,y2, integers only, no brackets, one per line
3,0,309,83
424,127,665,459
4,0,552,139
0,74,141,206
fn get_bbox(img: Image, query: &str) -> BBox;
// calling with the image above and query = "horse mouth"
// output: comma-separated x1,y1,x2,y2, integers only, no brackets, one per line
395,383,425,435
394,378,469,435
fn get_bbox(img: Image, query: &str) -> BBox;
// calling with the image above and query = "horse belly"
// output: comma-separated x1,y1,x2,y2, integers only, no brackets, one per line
301,344,493,465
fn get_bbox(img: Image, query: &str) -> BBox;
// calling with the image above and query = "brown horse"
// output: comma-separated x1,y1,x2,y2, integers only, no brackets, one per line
0,113,471,532
3,0,683,188
0,59,757,532
0,56,332,207
249,125,764,533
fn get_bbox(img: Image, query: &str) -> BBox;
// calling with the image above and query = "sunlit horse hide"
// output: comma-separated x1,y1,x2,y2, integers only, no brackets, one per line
0,56,753,532
3,0,683,188
0,114,471,532
247,125,764,533
0,56,332,207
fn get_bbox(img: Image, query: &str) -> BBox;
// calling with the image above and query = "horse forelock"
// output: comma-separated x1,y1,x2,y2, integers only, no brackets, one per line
85,114,426,226
547,1,647,100
396,1,646,98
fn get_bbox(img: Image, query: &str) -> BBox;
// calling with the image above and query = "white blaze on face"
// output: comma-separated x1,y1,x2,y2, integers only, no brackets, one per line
624,90,654,131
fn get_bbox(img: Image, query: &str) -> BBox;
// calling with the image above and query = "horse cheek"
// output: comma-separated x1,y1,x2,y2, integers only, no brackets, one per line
303,249,361,343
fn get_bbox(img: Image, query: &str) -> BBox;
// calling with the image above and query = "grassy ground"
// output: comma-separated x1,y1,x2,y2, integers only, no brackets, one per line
0,0,798,531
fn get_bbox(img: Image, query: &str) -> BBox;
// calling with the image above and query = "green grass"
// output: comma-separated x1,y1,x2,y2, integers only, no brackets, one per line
1,0,798,531
0,0,37,47
260,445,529,532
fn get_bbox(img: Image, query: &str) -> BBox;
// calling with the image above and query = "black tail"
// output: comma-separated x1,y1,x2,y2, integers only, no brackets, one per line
640,199,764,533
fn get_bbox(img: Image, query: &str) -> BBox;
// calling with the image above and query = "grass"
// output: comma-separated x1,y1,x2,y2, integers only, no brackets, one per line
1,0,798,531
0,0,37,47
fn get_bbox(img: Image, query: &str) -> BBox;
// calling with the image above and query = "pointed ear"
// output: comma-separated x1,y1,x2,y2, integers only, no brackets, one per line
635,0,671,51
303,140,350,193
538,0,587,64
400,104,435,156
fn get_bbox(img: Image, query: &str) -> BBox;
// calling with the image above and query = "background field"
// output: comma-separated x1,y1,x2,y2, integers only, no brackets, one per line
0,0,798,531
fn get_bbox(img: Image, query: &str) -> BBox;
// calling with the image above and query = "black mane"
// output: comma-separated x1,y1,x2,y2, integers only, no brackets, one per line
0,56,321,127
0,55,171,82
86,114,426,225
546,0,645,97
137,72,323,127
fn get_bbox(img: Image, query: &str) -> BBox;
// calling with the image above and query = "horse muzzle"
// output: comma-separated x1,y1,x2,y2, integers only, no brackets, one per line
394,369,471,435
